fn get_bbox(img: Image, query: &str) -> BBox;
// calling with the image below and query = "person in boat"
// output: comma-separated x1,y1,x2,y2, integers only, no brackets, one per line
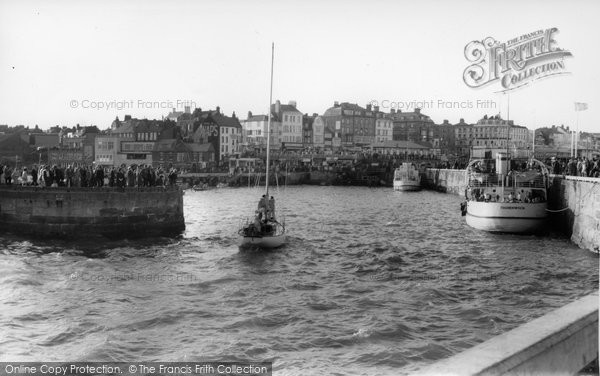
258,194,267,210
508,192,514,202
243,211,263,237
253,212,263,232
268,196,275,220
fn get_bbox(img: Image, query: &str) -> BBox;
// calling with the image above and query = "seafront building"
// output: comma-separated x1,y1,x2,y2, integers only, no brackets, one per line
2,99,598,170
375,111,394,143
369,140,432,157
320,102,377,148
312,116,325,150
241,99,304,152
390,108,435,142
242,113,278,149
455,115,530,158
272,100,303,151
302,114,315,149
432,120,457,158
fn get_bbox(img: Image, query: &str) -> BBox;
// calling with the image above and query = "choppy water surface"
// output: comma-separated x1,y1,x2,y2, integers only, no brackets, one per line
0,186,597,375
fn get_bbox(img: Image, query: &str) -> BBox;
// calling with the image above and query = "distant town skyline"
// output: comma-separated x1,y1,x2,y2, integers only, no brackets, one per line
1,0,598,132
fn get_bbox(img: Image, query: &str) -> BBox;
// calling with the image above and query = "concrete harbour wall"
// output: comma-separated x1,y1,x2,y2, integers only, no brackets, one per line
548,175,600,253
419,292,598,375
423,169,600,253
0,186,185,238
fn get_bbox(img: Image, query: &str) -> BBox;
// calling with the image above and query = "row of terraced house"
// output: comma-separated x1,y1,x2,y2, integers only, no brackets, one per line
4,99,596,170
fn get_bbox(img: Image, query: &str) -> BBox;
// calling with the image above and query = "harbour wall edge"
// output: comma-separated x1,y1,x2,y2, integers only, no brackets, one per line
0,186,185,239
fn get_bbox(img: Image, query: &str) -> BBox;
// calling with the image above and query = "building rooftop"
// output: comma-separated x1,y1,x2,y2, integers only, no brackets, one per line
323,102,367,117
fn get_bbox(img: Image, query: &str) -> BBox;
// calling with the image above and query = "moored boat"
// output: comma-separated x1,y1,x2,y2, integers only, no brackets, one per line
461,152,549,233
393,162,421,191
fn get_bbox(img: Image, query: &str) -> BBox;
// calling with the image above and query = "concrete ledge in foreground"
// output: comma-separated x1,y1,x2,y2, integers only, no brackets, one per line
418,292,598,375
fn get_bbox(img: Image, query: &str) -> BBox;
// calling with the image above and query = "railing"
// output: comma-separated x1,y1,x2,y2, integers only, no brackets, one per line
468,174,547,189
418,292,598,375
551,174,600,183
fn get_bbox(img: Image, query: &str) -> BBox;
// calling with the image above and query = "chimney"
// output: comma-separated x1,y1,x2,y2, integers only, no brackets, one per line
390,109,396,114
185,106,190,114
288,100,297,108
216,106,220,114
248,111,253,119
313,113,318,117
443,120,449,125
366,104,372,111
460,118,464,124
275,100,281,114
415,108,421,114
374,106,379,112
125,115,132,121
172,108,176,113
334,101,340,107
232,111,236,118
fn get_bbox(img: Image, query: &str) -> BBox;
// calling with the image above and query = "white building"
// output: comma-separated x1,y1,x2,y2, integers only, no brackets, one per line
242,113,281,149
312,116,325,149
375,115,393,143
212,111,243,159
272,100,303,151
455,115,530,157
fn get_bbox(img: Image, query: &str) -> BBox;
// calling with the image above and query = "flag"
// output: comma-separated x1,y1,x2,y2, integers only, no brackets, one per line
574,102,588,111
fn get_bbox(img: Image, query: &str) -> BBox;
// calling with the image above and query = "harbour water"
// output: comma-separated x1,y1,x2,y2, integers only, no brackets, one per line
0,186,597,375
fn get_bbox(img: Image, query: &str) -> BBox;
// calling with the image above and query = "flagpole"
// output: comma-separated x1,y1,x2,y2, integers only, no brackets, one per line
532,126,535,158
570,128,574,158
575,110,579,158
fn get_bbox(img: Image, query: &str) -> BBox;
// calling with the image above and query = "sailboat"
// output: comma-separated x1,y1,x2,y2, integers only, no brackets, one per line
393,127,421,191
238,43,286,248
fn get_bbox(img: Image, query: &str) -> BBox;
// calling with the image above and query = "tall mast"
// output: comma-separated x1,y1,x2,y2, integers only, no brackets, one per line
505,92,510,158
265,42,274,198
405,125,408,162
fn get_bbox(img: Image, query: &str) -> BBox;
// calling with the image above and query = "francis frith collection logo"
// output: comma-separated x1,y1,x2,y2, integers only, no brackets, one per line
463,28,572,92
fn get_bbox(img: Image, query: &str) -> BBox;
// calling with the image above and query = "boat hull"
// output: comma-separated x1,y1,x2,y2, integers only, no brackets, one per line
393,181,421,191
239,234,286,248
465,201,547,233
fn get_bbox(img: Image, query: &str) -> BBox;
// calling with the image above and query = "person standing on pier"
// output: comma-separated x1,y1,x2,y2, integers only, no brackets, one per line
20,167,28,185
95,165,104,187
31,165,38,186
168,168,178,186
3,165,12,185
65,165,74,187
127,166,135,187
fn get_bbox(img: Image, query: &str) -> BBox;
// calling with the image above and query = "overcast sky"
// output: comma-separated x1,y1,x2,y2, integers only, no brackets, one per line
1,0,599,132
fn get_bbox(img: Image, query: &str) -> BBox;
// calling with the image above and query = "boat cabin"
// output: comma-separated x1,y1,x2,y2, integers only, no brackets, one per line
466,155,548,204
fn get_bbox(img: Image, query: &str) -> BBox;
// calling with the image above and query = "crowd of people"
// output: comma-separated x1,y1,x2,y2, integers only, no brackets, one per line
0,164,179,188
545,156,600,177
